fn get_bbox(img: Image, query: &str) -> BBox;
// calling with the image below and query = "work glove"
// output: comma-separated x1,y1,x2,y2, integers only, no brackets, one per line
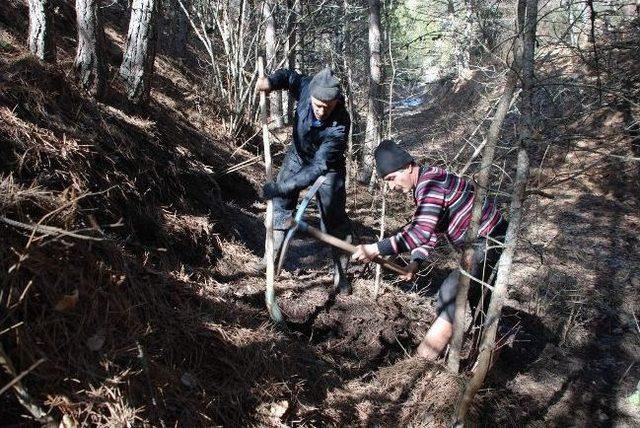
262,181,283,199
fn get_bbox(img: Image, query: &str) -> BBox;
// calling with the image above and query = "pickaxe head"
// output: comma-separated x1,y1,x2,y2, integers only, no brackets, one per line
276,175,327,276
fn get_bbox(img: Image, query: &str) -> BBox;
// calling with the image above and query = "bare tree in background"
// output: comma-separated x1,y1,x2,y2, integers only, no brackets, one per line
27,0,56,62
294,0,304,72
447,0,525,373
263,0,284,127
119,0,160,107
360,0,383,184
455,0,538,423
74,0,108,99
285,0,300,124
161,0,189,58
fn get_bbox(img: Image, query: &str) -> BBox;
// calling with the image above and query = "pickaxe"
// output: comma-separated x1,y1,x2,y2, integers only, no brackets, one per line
277,176,409,277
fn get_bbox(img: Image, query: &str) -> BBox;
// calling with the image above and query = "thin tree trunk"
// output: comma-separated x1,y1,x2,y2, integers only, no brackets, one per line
74,0,108,99
119,0,159,107
263,0,284,128
342,0,354,189
27,0,56,62
359,0,383,184
586,0,602,104
387,0,395,138
373,187,386,297
161,0,189,58
454,0,537,423
447,0,526,374
294,0,304,72
285,0,297,124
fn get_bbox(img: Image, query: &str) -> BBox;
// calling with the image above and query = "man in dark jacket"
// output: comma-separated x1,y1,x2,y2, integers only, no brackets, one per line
256,67,352,293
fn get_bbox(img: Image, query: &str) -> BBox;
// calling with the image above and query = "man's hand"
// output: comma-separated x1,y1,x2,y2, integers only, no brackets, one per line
399,261,419,281
256,77,271,93
351,243,380,263
262,181,282,199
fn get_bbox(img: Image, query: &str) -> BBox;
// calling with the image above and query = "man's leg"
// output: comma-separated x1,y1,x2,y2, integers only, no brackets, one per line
417,317,454,360
417,268,459,359
316,169,352,294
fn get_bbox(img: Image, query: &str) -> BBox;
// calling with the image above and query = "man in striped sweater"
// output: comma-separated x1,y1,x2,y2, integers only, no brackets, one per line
352,140,507,360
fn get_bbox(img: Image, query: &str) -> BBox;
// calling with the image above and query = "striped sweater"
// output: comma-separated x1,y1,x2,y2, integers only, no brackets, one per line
377,166,504,262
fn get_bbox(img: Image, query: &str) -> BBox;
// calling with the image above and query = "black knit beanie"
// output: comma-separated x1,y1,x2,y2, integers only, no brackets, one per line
309,67,340,101
374,140,414,177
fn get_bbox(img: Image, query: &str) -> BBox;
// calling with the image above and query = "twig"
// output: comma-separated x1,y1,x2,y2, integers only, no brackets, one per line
373,186,387,297
136,341,166,428
0,358,46,397
26,186,116,248
0,216,104,241
0,322,24,337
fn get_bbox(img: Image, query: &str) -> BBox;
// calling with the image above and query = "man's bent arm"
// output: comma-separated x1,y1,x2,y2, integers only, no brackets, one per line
377,184,444,260
267,69,303,99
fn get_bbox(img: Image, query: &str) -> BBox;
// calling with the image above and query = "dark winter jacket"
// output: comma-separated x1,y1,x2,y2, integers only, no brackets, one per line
267,69,351,192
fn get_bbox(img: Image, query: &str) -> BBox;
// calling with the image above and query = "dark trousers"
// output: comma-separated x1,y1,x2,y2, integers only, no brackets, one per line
272,148,352,281
436,221,508,323
272,148,351,240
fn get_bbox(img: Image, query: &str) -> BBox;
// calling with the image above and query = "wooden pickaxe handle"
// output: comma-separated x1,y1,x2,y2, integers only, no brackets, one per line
258,56,282,323
297,221,410,276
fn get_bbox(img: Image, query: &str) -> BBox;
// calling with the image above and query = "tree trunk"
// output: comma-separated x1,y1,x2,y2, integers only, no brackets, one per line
294,0,304,72
446,70,520,373
285,0,297,124
342,0,355,189
454,0,537,423
119,0,159,107
27,0,56,62
161,0,189,58
263,0,284,128
359,0,383,184
447,21,523,373
74,0,108,99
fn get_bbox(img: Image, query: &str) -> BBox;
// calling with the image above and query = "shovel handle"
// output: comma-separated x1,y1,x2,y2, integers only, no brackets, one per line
300,222,409,276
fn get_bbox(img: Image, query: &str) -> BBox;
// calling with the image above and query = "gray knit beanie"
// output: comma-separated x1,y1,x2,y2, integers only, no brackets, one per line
309,67,340,101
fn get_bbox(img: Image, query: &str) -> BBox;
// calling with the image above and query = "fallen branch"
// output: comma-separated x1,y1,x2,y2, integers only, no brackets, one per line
0,216,105,241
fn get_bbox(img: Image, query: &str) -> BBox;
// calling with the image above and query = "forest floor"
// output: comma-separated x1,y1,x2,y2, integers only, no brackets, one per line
1,2,640,427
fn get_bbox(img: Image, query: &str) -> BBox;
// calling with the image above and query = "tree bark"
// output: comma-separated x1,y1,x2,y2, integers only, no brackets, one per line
119,0,159,107
27,0,56,62
161,0,189,58
294,0,304,72
74,0,108,99
454,0,537,423
263,0,284,128
359,0,383,184
447,90,518,372
447,23,523,373
285,0,298,124
342,0,355,189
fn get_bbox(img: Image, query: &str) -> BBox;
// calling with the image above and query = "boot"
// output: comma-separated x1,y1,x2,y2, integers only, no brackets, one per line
247,229,286,274
332,235,352,294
